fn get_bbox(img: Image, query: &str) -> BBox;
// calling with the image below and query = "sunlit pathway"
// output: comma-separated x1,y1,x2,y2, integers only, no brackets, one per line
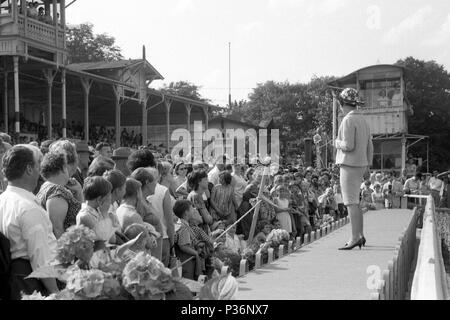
237,209,415,300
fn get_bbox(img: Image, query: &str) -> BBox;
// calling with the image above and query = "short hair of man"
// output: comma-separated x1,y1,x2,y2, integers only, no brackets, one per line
88,156,115,177
124,178,142,199
173,199,192,220
2,145,35,181
127,149,156,172
83,176,112,201
130,167,155,188
103,169,126,191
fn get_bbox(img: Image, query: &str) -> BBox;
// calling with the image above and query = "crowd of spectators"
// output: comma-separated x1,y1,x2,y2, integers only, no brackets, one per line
0,132,449,299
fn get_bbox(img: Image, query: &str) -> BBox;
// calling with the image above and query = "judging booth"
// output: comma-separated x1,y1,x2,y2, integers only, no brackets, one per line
329,64,429,174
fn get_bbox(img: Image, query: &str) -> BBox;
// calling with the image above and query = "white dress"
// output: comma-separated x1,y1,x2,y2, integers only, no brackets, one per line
275,198,292,233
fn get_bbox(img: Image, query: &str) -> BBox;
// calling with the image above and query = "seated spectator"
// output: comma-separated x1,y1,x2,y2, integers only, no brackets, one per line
371,183,385,210
360,180,375,210
173,200,202,280
76,176,115,243
27,2,38,18
210,220,226,239
219,223,245,255
318,187,338,220
37,152,82,239
0,145,59,299
254,221,273,244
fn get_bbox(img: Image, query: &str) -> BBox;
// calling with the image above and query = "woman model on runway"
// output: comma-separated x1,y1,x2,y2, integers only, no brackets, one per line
335,88,374,250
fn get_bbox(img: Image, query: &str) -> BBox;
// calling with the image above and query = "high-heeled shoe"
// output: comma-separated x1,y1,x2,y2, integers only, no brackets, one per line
343,237,366,247
338,238,364,250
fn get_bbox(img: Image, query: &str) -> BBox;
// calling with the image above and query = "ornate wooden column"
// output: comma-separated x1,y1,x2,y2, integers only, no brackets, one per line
61,69,67,138
202,106,209,131
80,77,93,143
43,69,57,139
164,99,173,152
141,95,149,147
185,103,192,133
13,56,20,136
112,85,122,148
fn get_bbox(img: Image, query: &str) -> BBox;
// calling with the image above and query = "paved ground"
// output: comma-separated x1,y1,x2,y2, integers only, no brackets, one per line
237,209,414,300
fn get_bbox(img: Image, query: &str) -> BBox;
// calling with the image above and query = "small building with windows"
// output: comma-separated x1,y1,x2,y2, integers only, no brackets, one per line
329,64,428,174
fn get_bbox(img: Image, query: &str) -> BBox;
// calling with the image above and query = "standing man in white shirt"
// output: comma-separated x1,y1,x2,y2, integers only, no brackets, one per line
428,170,443,205
0,145,58,299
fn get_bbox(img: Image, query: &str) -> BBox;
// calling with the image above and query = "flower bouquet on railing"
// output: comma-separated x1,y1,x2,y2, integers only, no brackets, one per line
22,225,192,300
212,244,242,277
256,229,290,259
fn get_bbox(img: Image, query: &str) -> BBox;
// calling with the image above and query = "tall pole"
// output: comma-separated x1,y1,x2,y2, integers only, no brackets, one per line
228,42,232,108
61,69,67,138
13,56,20,138
3,72,7,133
332,91,338,163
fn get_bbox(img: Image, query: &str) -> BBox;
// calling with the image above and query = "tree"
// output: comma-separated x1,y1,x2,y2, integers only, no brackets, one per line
160,81,210,103
396,57,450,170
67,23,124,63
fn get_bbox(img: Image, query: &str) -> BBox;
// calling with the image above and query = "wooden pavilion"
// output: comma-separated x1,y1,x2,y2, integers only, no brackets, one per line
0,0,219,149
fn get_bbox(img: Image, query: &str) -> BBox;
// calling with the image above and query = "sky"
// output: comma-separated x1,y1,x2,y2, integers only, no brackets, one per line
67,0,450,106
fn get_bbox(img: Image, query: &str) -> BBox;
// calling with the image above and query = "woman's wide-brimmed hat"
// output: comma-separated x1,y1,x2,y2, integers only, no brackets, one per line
339,88,364,107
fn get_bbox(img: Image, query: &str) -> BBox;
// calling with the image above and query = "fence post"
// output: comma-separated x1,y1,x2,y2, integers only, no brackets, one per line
295,237,301,249
288,240,293,253
377,279,386,300
311,231,316,242
388,261,394,300
383,270,390,300
255,253,262,269
239,259,248,277
393,255,398,300
304,233,310,244
278,245,285,258
268,248,274,263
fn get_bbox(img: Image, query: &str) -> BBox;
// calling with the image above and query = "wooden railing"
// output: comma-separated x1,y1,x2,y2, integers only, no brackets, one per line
17,15,64,48
410,196,450,300
370,200,420,300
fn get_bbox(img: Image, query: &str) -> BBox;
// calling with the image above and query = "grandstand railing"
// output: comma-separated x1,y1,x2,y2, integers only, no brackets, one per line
410,196,450,300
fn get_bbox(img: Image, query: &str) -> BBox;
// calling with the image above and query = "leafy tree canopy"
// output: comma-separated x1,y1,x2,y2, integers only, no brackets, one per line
396,57,450,170
160,81,210,103
67,23,124,63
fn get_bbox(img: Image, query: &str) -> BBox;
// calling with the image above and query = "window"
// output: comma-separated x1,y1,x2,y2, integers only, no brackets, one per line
371,140,401,171
360,79,402,109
